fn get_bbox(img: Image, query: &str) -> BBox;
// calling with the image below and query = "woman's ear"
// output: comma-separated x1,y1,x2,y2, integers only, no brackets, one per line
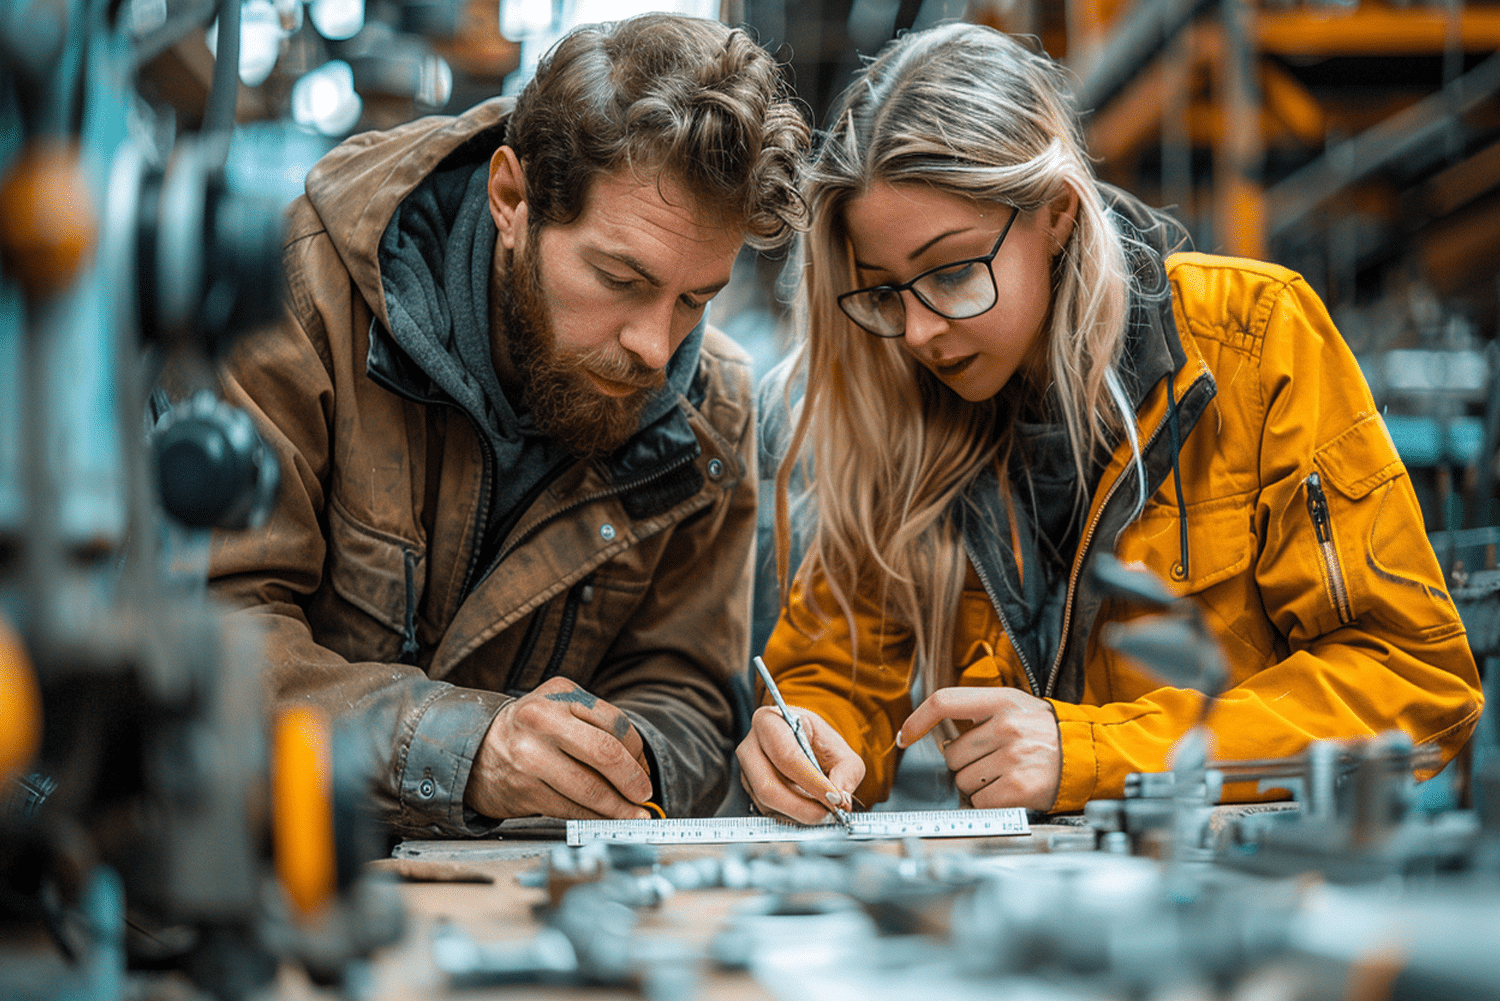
489,146,529,250
1044,185,1080,254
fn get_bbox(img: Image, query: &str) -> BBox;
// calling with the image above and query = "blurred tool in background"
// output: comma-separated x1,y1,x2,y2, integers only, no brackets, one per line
0,0,403,995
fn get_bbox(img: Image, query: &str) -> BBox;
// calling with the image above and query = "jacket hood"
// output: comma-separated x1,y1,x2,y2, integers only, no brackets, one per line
1100,182,1192,405
303,98,515,334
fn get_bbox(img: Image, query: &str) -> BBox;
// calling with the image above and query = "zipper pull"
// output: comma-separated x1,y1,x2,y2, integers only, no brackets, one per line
1304,472,1333,545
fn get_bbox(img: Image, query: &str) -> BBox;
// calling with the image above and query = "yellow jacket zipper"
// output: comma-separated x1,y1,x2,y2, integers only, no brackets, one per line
1304,472,1354,624
1043,371,1209,697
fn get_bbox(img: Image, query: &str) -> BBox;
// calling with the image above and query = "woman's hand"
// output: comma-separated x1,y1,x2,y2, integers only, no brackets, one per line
736,705,864,825
898,687,1061,811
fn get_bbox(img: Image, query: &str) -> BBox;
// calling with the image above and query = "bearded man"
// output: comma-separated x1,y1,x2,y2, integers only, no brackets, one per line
209,13,808,833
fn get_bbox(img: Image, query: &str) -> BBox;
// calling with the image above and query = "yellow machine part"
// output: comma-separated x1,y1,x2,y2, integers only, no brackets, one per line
0,615,40,780
272,706,337,918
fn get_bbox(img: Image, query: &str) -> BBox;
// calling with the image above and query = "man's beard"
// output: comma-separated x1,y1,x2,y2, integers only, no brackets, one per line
498,242,666,460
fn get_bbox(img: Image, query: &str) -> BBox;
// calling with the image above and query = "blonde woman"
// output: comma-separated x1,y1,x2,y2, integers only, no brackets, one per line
738,24,1484,823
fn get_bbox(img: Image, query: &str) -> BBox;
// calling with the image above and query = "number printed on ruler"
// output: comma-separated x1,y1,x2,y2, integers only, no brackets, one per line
566,808,1030,845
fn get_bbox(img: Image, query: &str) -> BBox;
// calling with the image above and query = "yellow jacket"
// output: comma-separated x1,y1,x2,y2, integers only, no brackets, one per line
762,252,1484,812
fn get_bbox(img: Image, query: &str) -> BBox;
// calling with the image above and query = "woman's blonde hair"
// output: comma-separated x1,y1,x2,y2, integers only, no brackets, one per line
776,23,1138,697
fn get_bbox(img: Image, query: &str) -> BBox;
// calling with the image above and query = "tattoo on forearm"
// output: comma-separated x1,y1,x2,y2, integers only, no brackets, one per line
544,687,599,709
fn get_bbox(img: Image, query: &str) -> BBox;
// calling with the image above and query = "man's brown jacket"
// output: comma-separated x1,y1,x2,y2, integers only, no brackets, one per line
208,98,756,835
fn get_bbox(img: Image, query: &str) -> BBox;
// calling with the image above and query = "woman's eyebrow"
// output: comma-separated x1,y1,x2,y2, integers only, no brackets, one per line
907,227,973,260
854,227,976,271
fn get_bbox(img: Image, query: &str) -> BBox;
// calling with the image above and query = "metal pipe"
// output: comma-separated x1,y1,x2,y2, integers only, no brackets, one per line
202,0,240,169
1072,0,1216,115
1266,47,1500,239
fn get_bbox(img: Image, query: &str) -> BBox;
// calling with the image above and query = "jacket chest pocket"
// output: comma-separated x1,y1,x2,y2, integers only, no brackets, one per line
502,574,595,694
323,497,426,663
1111,495,1272,687
1116,496,1253,596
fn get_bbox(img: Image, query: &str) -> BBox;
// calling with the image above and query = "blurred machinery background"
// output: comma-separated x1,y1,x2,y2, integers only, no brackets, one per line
6,1,1500,999
0,0,405,994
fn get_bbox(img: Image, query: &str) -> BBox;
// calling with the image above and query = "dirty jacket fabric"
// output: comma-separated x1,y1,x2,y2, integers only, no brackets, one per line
761,248,1483,813
209,98,757,834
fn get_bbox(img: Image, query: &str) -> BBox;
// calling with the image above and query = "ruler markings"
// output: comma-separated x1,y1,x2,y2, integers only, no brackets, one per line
566,808,1029,845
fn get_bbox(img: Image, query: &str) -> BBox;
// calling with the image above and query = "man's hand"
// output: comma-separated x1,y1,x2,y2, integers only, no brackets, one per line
464,677,654,820
736,705,863,825
898,687,1061,811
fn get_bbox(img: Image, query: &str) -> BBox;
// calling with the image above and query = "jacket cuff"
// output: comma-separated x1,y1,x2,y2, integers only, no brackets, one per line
628,712,670,810
622,706,732,818
399,686,511,836
1049,700,1099,812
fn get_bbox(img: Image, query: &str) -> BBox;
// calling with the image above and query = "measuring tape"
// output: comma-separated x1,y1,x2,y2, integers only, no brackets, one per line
566,808,1030,846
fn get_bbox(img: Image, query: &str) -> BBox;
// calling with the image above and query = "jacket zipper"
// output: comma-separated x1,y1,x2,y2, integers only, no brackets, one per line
399,548,420,663
963,540,1040,697
457,428,496,598
503,597,552,693
540,574,594,682
1304,472,1354,624
1043,371,1210,698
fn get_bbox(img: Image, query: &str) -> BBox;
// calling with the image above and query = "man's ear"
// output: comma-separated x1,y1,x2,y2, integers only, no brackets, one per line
489,146,529,250
1045,184,1080,253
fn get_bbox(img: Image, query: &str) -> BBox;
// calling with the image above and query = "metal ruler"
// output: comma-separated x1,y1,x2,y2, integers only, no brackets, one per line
566,808,1030,846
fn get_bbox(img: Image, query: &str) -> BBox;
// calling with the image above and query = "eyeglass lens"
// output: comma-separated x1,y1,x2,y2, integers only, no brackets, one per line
842,259,998,337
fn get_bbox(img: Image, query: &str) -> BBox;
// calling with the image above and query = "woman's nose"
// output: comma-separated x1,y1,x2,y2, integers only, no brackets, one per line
901,289,947,349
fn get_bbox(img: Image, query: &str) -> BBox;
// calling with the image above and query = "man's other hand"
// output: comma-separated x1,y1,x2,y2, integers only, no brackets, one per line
464,677,654,820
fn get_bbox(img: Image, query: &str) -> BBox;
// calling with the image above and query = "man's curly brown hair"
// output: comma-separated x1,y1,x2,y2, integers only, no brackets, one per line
505,13,809,250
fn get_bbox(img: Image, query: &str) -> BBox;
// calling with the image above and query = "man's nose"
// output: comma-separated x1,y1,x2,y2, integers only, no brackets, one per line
901,290,947,350
617,304,675,371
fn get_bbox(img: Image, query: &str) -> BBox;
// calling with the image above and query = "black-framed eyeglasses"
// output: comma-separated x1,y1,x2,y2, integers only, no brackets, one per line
837,206,1021,339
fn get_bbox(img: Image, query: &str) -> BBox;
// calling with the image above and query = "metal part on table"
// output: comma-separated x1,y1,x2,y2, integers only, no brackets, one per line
431,922,578,987
433,869,699,998
1217,731,1482,882
711,892,876,972
434,721,1500,1001
1085,730,1459,867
